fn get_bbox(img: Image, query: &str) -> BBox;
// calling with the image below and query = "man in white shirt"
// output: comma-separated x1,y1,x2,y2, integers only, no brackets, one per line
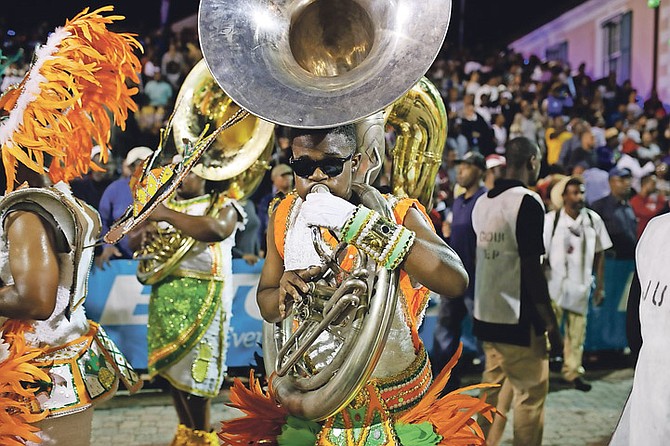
544,176,612,392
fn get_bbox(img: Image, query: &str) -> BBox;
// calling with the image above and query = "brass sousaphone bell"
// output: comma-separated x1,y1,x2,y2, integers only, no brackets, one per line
199,0,451,420
134,59,275,285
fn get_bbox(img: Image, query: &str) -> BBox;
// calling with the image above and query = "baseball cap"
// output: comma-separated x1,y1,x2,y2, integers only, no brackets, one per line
455,151,486,170
549,175,571,210
485,154,506,170
608,167,632,179
124,146,153,166
271,163,292,179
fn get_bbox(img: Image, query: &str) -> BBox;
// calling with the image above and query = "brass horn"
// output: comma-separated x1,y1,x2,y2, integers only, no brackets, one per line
199,0,452,128
172,59,275,186
134,59,274,285
198,0,451,421
385,76,448,210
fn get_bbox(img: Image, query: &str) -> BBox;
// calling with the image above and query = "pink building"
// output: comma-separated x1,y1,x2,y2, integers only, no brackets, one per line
510,0,670,102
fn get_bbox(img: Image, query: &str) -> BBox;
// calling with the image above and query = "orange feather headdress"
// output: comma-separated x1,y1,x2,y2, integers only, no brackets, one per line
0,6,142,191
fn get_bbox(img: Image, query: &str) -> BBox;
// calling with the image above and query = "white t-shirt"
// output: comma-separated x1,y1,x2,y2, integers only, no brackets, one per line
543,208,612,314
616,154,655,192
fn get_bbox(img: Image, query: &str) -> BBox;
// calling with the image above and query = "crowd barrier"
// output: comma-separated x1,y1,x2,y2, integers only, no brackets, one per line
84,259,629,371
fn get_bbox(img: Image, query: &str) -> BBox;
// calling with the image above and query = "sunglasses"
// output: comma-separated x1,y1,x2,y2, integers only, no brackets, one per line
288,152,353,178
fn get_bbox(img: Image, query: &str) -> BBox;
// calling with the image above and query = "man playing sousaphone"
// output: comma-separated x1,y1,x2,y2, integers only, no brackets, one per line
219,125,496,445
195,0,497,442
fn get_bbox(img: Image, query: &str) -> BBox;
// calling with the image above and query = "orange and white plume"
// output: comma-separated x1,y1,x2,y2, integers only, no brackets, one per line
0,6,142,191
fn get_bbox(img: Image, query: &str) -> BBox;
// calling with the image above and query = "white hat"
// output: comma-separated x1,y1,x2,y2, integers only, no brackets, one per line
90,145,102,160
485,154,506,170
124,146,153,166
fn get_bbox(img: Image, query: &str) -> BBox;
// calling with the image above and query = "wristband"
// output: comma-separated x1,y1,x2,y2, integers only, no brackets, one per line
341,205,415,270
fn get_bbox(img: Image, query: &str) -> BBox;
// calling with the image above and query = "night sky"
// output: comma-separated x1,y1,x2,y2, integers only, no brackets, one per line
1,0,585,48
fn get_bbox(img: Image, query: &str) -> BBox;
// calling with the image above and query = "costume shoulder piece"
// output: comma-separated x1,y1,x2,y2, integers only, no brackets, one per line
386,195,435,230
273,192,299,258
0,184,98,315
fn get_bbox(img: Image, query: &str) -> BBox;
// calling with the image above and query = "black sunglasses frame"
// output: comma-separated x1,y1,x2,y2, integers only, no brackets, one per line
288,152,354,178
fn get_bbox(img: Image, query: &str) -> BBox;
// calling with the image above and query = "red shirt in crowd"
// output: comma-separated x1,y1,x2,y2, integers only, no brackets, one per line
630,193,667,238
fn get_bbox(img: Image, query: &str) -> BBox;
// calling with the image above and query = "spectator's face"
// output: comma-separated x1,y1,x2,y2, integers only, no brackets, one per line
581,132,595,150
448,88,459,102
456,163,482,189
278,137,290,150
640,176,658,195
609,176,632,199
563,184,585,211
463,104,475,118
272,172,293,193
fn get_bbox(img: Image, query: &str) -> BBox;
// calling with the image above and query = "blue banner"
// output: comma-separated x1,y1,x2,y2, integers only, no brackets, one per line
85,259,626,372
85,259,264,370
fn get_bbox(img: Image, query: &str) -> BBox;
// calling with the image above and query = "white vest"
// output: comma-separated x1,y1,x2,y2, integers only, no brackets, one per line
472,186,543,325
611,213,670,445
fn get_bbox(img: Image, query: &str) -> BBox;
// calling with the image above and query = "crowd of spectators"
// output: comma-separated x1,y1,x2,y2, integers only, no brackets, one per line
416,50,669,243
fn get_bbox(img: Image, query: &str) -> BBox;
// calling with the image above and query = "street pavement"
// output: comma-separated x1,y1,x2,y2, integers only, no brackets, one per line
92,367,633,445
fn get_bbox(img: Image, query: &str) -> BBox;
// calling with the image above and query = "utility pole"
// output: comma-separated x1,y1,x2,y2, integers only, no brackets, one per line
649,0,660,92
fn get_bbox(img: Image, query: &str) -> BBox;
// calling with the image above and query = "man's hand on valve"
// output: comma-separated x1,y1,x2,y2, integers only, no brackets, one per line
278,266,322,319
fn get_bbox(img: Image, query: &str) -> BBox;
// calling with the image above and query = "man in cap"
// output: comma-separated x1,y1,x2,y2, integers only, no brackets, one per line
96,146,154,268
591,168,636,260
544,176,612,392
590,167,638,350
432,151,487,389
595,127,620,171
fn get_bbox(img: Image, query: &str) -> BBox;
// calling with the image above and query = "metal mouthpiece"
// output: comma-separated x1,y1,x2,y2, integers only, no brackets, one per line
311,184,330,194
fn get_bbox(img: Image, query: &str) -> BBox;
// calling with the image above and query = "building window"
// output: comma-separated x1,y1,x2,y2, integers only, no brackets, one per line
546,41,568,63
602,12,632,83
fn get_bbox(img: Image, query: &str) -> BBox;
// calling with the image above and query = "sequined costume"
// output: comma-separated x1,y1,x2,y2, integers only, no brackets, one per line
0,184,141,443
220,193,495,446
147,193,245,397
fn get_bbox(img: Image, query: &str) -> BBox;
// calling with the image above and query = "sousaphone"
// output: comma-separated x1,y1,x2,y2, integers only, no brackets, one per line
199,0,451,420
134,59,274,285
